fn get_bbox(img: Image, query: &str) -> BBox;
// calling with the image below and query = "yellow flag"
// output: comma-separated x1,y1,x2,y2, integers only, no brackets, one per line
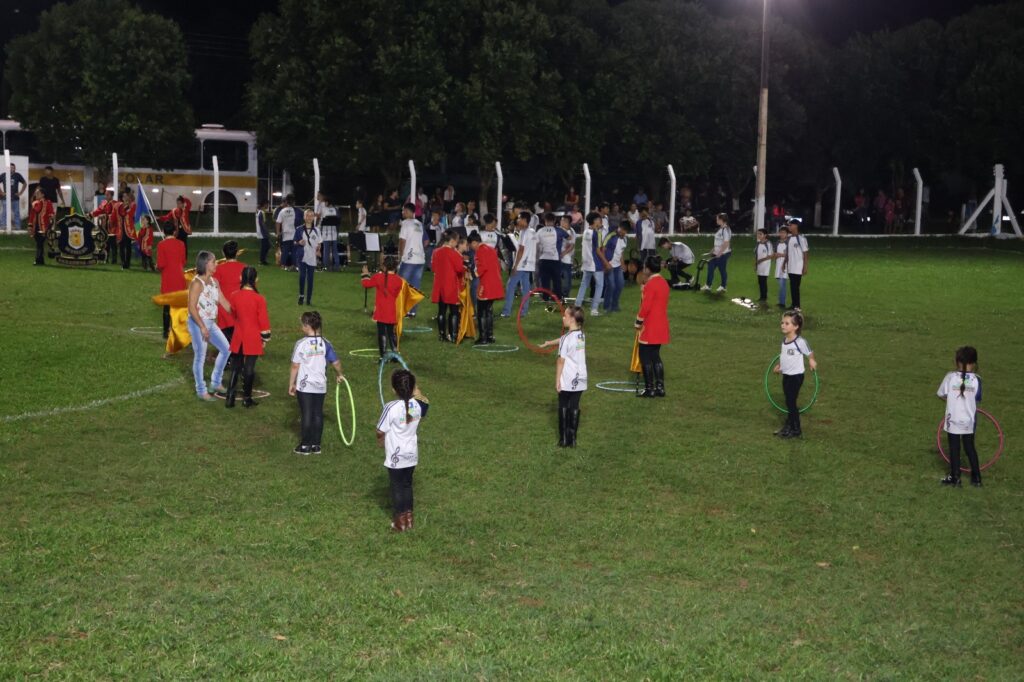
394,279,424,346
630,331,642,373
455,279,477,345
151,290,191,354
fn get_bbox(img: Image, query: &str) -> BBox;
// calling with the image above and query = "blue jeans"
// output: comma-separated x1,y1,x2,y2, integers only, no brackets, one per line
187,316,230,396
706,252,731,288
603,266,624,311
502,270,533,316
1,198,22,228
398,262,425,313
560,263,573,297
322,240,339,270
299,262,315,302
777,276,787,306
575,270,605,313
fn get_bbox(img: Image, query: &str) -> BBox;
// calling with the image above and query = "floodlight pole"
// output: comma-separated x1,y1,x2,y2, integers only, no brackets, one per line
753,0,770,236
912,168,924,235
3,148,10,234
313,157,320,210
831,167,841,236
582,163,591,216
667,164,677,236
495,161,504,232
212,155,220,235
408,159,416,207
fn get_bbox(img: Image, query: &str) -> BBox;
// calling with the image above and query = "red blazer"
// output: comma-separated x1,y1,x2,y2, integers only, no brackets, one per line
229,288,270,356
159,198,192,234
92,200,124,238
637,274,670,345
137,226,154,256
213,260,246,329
156,237,187,292
475,244,504,301
120,202,137,240
28,198,54,236
361,271,405,324
430,246,465,304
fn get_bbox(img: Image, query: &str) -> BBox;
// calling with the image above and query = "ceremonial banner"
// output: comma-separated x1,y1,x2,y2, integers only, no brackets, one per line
47,214,107,266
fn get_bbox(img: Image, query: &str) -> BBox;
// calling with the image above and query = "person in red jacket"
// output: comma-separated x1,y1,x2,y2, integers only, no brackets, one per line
213,240,246,345
635,255,670,398
137,215,155,271
156,222,187,339
468,232,503,345
159,195,193,256
117,189,137,269
28,188,54,266
360,255,405,359
91,189,121,264
430,228,466,342
225,266,271,408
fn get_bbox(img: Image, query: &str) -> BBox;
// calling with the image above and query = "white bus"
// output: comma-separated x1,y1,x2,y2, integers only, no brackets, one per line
0,120,258,216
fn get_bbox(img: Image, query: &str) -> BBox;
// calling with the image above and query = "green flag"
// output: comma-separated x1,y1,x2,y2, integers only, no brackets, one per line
70,186,85,216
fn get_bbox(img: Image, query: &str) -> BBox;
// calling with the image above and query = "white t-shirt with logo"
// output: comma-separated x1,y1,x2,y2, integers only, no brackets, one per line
319,206,338,241
377,398,424,469
669,242,694,265
277,206,296,241
536,225,560,261
296,225,322,266
937,371,982,435
755,241,773,276
713,226,733,255
785,234,809,274
779,336,812,375
290,336,339,394
515,227,537,272
399,218,425,264
558,330,588,392
609,235,628,268
639,218,656,250
560,228,575,265
480,229,500,249
774,241,788,279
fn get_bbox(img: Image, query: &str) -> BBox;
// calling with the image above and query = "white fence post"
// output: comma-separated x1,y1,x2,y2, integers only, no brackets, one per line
495,161,504,232
313,158,320,209
582,163,591,216
212,155,220,235
912,168,924,235
667,164,677,235
408,160,416,207
831,167,841,236
112,152,119,199
3,148,10,234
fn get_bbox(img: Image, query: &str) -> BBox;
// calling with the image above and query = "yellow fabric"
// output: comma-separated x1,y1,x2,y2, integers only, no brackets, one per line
394,281,425,347
630,331,642,373
151,290,191,354
455,279,477,345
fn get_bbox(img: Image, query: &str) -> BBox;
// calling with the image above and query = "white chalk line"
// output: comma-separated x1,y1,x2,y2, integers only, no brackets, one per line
1,378,184,423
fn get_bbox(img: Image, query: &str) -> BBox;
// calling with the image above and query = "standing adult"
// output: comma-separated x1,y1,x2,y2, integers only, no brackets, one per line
187,251,233,401
156,223,186,339
159,195,193,257
535,212,563,301
396,203,427,316
501,212,537,318
701,213,732,293
36,166,65,210
255,200,272,265
118,189,137,269
319,194,340,271
27,188,54,265
275,194,296,270
443,183,455,214
91,190,123,265
574,212,611,317
295,209,322,306
558,214,576,297
782,219,809,309
0,163,26,229
635,256,670,398
635,205,657,264
213,240,245,344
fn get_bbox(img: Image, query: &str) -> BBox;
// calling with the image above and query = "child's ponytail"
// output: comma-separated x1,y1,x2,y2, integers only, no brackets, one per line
391,369,416,422
955,346,978,398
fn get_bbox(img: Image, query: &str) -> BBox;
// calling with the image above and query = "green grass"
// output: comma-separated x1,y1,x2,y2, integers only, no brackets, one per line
1,235,1022,679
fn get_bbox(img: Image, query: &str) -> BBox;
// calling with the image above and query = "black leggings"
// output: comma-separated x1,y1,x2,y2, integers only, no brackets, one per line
758,275,768,301
788,273,802,308
162,305,172,339
558,390,582,411
947,433,980,479
638,343,662,365
296,390,326,447
377,322,398,357
388,466,415,513
34,232,46,264
230,353,258,397
782,373,804,430
118,236,132,268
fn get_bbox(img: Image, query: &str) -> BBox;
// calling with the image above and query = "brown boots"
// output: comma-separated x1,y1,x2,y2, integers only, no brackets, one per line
390,510,415,532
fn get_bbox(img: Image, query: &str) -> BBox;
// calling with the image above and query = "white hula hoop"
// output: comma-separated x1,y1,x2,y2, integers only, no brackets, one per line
596,380,638,394
130,326,163,335
471,344,520,354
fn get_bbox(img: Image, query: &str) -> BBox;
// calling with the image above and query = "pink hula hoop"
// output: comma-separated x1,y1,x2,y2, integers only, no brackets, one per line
935,408,1005,473
517,287,566,355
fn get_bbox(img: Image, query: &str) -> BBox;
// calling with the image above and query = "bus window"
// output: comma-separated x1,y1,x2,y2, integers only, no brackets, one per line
5,130,42,158
202,140,249,172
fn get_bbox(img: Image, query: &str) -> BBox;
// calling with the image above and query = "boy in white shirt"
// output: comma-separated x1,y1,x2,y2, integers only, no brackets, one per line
275,194,297,270
501,212,538,317
558,215,576,298
635,205,656,263
535,212,563,300
782,219,809,309
774,226,788,308
575,212,612,316
603,222,630,312
397,203,426,316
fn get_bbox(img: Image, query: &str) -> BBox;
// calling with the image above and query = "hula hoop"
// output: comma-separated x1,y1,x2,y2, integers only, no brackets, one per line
349,348,380,358
596,380,638,394
935,409,1004,473
764,354,819,413
378,351,410,407
130,326,163,335
517,287,565,355
335,377,356,446
471,344,519,354
403,325,432,333
214,389,270,400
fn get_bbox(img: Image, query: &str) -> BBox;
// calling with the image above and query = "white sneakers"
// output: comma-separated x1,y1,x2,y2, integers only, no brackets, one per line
716,286,727,293
700,285,711,292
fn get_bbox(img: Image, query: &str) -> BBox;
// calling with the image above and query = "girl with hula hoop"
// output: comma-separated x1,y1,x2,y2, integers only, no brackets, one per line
773,310,818,439
936,346,983,487
377,369,430,532
288,311,344,456
360,255,403,360
538,306,588,447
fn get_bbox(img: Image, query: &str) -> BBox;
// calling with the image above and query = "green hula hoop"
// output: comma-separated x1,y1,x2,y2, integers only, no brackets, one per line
378,351,411,407
335,377,356,446
349,348,380,359
764,354,819,414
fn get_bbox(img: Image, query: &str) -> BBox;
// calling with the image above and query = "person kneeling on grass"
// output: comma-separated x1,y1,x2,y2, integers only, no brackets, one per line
288,311,344,455
658,237,695,289
377,369,430,532
539,306,588,447
772,309,817,438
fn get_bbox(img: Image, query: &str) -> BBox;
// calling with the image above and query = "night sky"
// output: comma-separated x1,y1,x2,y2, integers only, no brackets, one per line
0,0,1003,125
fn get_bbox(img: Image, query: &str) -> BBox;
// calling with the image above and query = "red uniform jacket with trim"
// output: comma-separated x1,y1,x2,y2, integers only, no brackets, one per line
475,244,504,301
430,246,466,304
156,236,187,293
28,198,54,236
213,260,246,330
637,274,670,345
229,288,270,356
361,271,405,324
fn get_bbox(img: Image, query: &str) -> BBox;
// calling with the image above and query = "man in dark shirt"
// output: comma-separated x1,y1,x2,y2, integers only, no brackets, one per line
0,163,27,228
37,166,65,207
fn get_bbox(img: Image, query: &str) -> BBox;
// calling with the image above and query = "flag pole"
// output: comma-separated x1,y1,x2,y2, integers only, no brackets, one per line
135,178,163,240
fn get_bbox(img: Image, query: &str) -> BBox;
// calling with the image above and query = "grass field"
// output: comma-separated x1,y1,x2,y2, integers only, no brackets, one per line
1,234,1022,679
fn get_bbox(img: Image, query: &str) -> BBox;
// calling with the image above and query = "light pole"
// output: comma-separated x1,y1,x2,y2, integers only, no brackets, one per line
753,0,769,235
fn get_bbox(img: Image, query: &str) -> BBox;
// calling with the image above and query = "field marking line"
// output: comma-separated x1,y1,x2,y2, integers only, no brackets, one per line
1,378,184,423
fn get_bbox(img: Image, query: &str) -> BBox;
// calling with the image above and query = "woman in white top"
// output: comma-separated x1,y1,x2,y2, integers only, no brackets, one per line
187,251,233,400
539,306,587,448
701,213,733,293
377,369,430,532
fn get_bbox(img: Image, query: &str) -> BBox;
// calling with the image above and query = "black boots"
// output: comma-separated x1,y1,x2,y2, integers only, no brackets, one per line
474,307,495,345
558,408,568,447
637,364,655,398
224,366,241,408
437,306,448,342
486,307,496,344
567,409,579,447
653,362,665,397
241,371,258,408
448,309,461,343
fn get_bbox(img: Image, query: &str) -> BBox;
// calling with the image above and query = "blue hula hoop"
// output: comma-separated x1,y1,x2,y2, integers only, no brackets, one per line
378,351,411,407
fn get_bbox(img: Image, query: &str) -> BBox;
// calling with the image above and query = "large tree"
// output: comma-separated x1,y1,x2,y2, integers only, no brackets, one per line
4,0,195,169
